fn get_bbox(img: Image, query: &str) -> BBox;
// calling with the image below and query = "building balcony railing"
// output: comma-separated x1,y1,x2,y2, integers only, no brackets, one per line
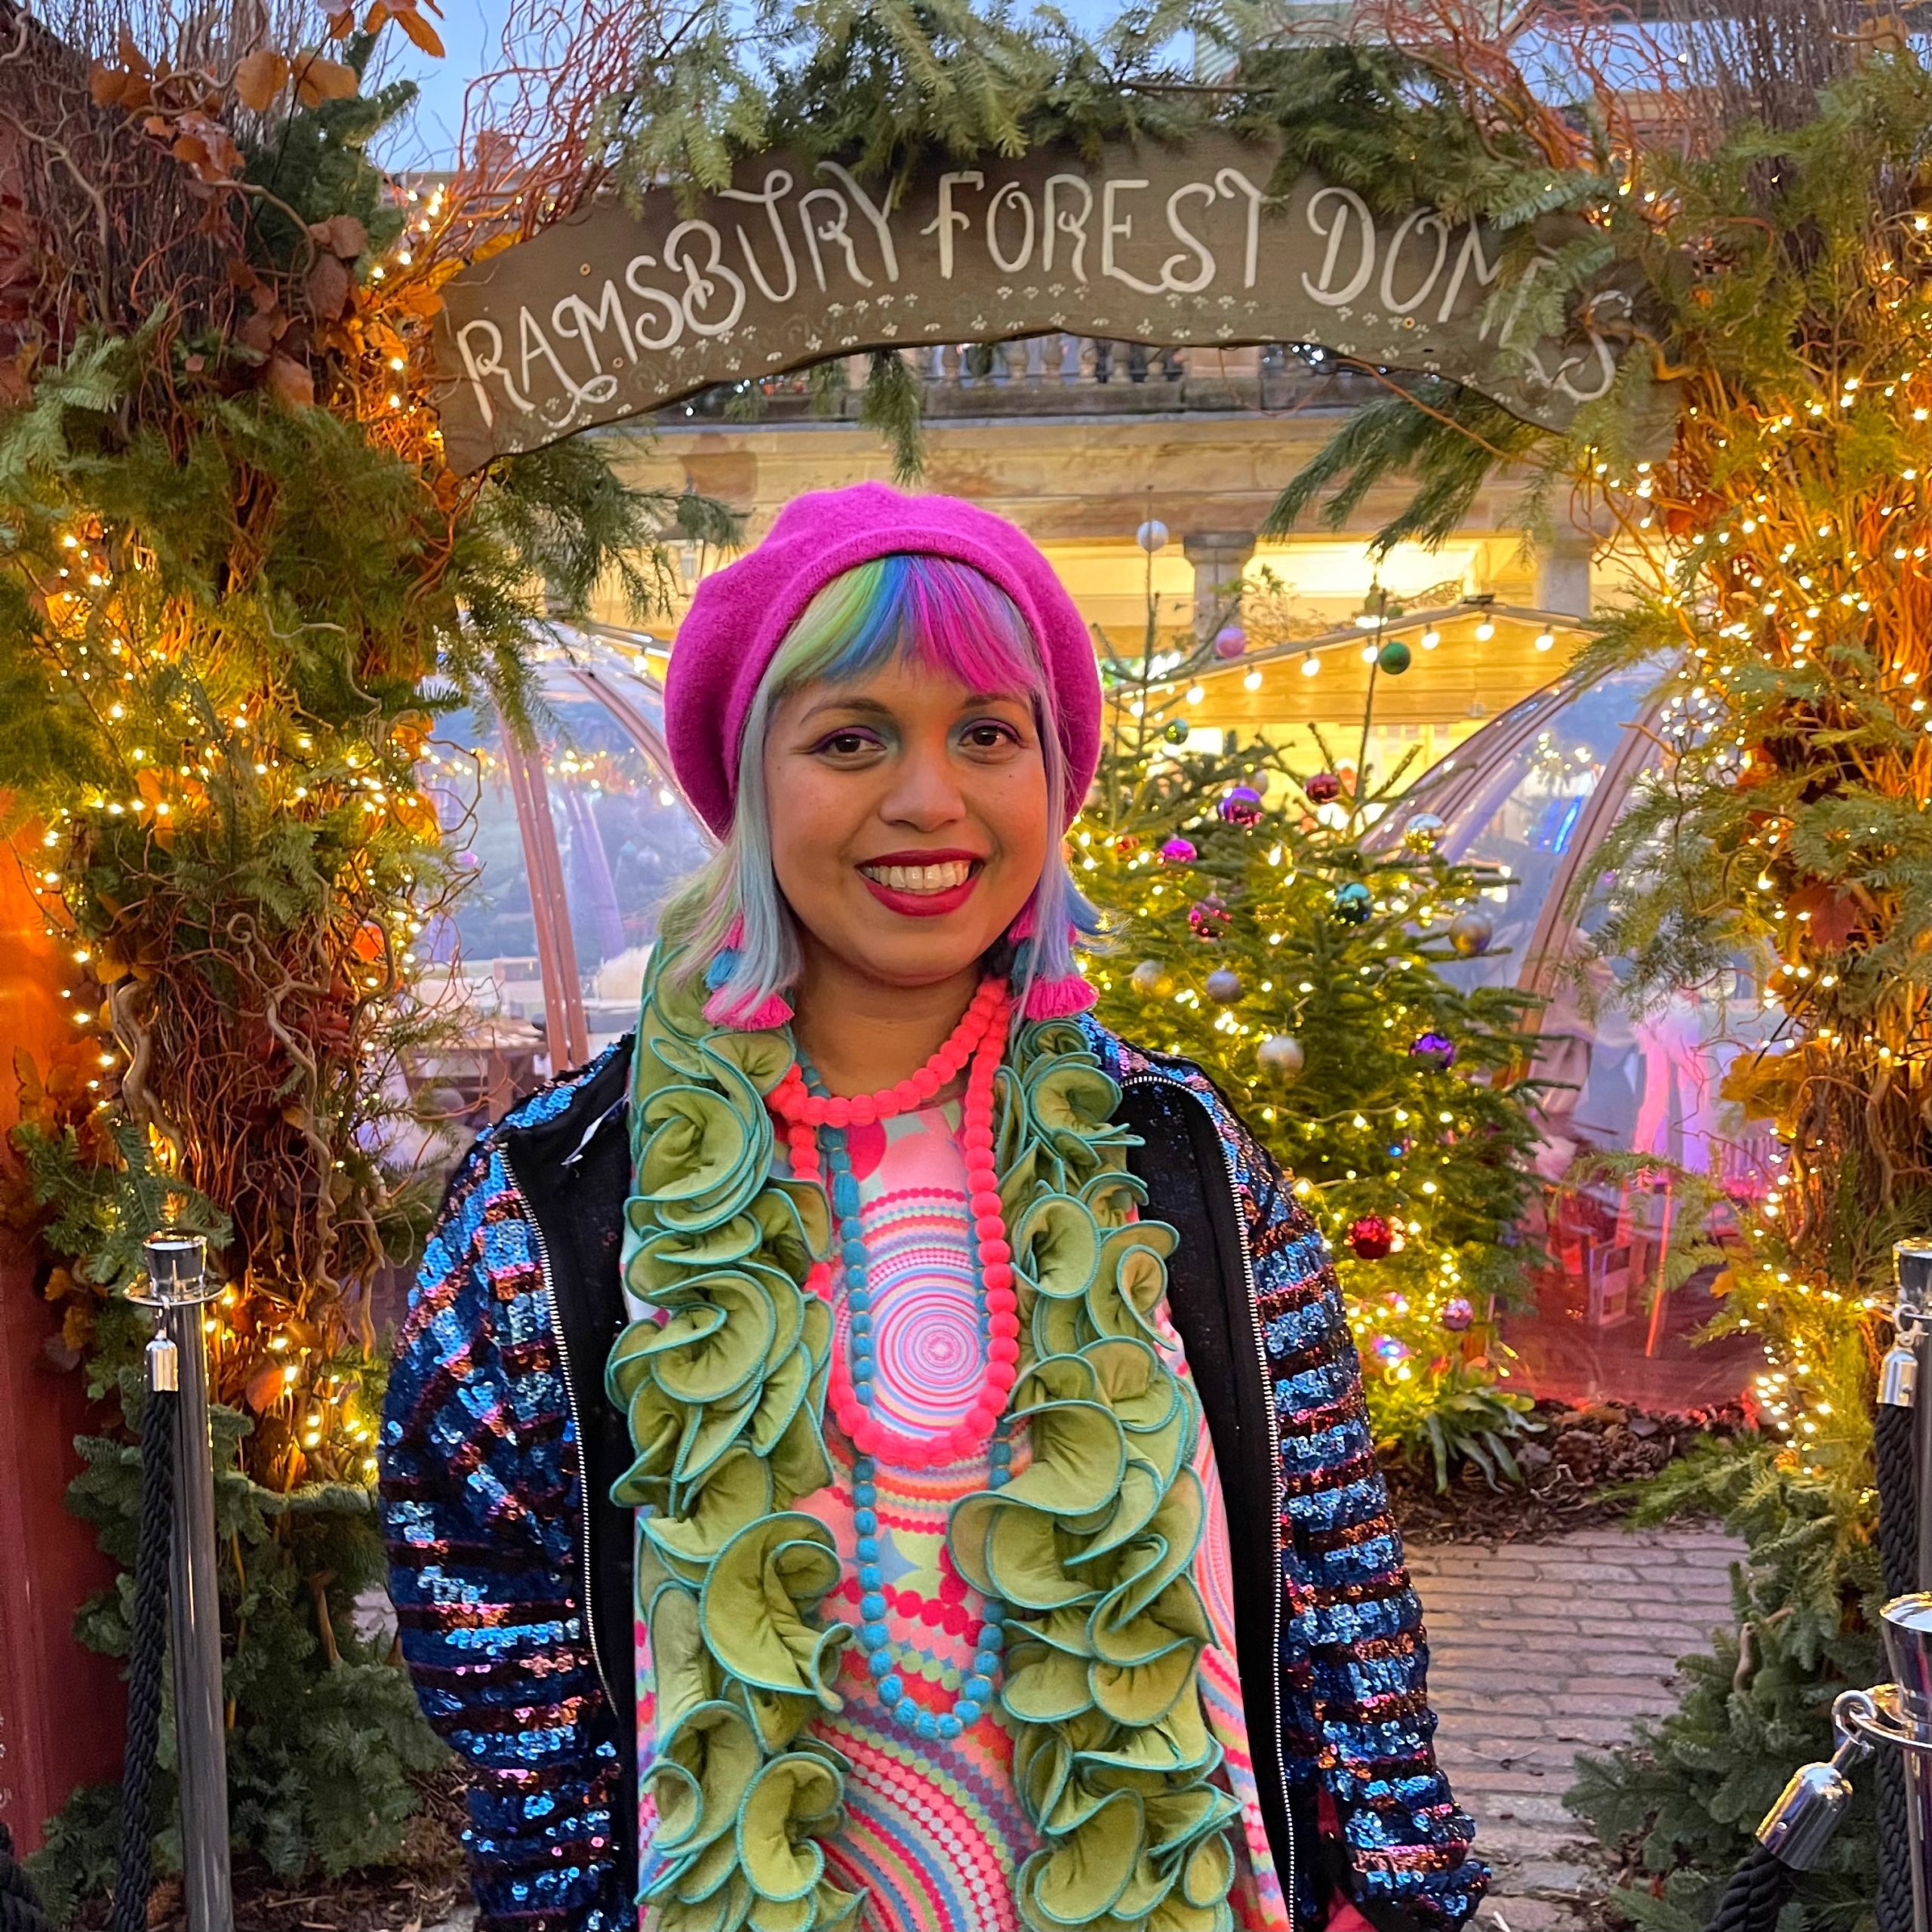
653,337,1384,429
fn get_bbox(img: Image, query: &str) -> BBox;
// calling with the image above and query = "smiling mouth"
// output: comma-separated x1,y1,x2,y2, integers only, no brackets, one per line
857,859,980,896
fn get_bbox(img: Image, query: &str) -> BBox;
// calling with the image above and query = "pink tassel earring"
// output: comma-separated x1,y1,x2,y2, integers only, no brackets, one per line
1008,909,1097,1020
1023,969,1097,1020
701,915,795,1030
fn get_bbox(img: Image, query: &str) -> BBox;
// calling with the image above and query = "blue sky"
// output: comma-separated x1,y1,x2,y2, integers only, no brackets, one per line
371,0,1138,165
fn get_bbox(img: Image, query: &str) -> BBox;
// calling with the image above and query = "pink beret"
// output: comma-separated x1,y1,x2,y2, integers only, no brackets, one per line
664,481,1101,838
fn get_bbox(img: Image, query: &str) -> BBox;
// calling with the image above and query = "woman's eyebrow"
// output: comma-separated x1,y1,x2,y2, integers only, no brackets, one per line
795,694,896,726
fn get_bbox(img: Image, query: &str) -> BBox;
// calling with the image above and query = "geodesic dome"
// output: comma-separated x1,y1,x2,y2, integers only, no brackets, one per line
1371,657,1770,1409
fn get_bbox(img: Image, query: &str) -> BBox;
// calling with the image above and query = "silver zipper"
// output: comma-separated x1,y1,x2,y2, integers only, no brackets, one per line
1121,1072,1295,1922
503,1144,617,1713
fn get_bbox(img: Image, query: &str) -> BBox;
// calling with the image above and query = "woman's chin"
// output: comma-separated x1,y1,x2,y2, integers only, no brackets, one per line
829,919,1002,992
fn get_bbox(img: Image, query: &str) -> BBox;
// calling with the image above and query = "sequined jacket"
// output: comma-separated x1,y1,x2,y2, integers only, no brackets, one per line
380,1023,1487,1932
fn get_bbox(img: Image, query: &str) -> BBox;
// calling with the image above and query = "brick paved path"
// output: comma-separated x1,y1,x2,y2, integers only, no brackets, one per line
1407,1526,1746,1932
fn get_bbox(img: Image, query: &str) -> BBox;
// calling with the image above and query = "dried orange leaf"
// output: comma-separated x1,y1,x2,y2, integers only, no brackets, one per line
292,51,358,107
305,254,351,319
319,213,368,257
266,353,315,407
245,1362,289,1411
392,7,444,55
234,48,290,112
238,309,280,352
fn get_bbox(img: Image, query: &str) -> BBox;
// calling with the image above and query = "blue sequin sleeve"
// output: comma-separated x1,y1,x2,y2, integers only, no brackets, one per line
380,1131,629,1932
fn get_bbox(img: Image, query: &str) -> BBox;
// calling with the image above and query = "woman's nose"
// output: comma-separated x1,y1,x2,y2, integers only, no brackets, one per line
878,740,967,829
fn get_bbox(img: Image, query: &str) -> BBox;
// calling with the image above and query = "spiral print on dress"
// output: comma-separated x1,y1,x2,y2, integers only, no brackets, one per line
851,1186,982,1437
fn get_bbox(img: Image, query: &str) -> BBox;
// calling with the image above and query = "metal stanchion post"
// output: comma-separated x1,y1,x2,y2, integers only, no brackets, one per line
1883,1596,1932,1932
131,1232,235,1932
1898,1241,1932,1595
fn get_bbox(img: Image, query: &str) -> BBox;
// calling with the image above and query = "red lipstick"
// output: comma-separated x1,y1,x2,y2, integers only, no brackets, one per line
857,850,985,919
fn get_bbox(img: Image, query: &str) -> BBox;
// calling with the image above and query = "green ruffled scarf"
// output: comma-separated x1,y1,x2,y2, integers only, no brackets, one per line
607,949,1243,1932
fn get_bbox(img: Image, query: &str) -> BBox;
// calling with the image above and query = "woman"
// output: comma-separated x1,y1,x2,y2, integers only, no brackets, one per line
381,484,1485,1932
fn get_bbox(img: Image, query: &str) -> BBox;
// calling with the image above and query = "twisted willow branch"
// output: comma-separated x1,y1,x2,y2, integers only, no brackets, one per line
608,952,1244,1932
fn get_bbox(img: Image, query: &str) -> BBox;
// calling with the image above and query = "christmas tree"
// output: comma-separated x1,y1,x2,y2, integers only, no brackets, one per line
1081,552,1550,1484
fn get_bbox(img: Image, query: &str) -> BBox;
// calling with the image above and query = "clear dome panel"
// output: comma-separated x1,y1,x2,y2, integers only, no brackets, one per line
416,635,711,1119
1384,657,1666,993
1371,658,1770,1411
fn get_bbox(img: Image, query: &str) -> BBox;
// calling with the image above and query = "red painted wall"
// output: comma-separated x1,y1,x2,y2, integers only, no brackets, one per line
0,837,124,1855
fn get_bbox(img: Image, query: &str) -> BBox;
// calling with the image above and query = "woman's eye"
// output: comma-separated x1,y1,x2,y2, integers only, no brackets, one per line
814,729,880,756
961,721,1021,750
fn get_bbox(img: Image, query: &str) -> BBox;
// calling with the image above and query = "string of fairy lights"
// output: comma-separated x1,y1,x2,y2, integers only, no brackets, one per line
1570,199,1930,1475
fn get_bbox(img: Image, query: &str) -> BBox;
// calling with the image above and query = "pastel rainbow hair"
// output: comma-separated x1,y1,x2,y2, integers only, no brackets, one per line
659,552,1101,1025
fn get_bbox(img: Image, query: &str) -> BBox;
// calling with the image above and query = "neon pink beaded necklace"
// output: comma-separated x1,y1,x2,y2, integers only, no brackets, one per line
769,981,1020,1470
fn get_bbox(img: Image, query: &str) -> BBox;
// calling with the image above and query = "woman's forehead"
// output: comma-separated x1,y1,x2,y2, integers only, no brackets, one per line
786,659,1034,714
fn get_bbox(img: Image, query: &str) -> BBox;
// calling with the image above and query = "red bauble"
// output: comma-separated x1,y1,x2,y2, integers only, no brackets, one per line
1304,771,1342,804
1346,1214,1393,1260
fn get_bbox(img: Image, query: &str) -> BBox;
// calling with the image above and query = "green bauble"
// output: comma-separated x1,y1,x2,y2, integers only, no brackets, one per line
1377,638,1413,675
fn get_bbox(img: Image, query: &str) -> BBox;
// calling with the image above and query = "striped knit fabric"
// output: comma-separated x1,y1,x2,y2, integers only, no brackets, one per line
632,1103,1290,1931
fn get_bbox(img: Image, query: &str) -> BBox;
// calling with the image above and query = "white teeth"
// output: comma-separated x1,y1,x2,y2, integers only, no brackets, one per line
863,860,973,894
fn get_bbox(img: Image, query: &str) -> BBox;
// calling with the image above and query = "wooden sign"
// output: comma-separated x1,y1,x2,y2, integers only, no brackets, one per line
431,132,1661,472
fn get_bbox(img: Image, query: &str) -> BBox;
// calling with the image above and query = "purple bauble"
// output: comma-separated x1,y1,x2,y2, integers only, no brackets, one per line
1160,837,1197,866
1371,1334,1411,1368
1213,624,1247,660
1217,785,1263,827
1187,894,1232,941
1441,1297,1475,1334
1409,1029,1457,1069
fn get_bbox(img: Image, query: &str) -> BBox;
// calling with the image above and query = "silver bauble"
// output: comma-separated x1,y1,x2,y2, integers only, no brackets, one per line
1402,812,1446,854
1135,518,1170,552
1448,908,1494,956
1130,959,1166,998
1205,968,1243,1004
1257,1033,1306,1080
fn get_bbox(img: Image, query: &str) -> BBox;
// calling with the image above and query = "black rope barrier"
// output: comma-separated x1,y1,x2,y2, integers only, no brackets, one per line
1700,1843,1803,1932
0,1824,57,1932
1873,1397,1917,1932
110,1376,177,1932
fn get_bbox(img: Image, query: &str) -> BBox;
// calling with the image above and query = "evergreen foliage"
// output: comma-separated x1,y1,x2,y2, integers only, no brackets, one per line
1237,6,1927,1921
0,13,734,1906
1565,1441,1881,1932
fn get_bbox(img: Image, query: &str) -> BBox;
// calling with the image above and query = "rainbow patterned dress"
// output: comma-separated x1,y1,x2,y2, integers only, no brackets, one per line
632,1103,1290,1932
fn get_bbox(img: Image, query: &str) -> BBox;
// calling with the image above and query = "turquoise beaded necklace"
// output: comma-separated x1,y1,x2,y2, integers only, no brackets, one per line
808,1079,1011,1742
